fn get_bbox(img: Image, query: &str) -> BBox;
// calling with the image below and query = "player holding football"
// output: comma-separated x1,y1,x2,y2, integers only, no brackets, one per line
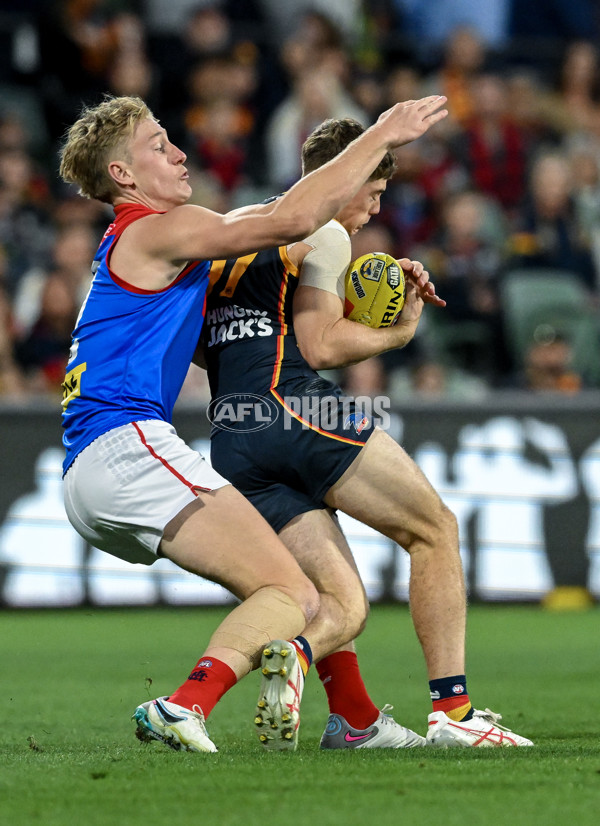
203,118,534,749
58,94,450,753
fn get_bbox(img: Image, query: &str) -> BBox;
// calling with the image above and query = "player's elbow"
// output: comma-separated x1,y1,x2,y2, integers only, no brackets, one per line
306,352,339,371
299,341,343,371
305,353,329,371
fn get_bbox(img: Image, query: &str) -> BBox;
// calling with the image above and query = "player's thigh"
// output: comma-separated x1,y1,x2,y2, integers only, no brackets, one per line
279,509,367,609
324,427,455,550
160,485,314,602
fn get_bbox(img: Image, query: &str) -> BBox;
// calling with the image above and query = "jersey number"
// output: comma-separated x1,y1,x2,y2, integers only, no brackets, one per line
209,252,258,298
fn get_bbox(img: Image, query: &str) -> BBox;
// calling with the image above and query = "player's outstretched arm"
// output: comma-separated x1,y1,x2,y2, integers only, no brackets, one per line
138,97,448,264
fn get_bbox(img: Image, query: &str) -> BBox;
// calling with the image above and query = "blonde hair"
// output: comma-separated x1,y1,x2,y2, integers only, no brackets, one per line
59,95,154,203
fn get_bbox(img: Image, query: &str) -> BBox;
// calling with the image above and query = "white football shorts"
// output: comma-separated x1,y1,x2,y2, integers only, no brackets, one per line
63,419,229,565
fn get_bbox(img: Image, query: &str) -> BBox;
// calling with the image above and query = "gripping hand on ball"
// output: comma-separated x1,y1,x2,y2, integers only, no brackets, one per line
399,259,446,308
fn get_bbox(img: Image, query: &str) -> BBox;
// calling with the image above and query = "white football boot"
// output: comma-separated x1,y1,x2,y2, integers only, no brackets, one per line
320,704,425,749
133,696,218,753
254,640,304,751
426,708,534,747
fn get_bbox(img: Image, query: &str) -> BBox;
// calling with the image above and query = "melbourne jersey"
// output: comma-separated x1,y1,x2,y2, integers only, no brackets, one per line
61,202,211,474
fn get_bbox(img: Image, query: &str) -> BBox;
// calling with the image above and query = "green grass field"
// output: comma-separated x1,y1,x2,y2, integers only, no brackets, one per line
1,604,599,826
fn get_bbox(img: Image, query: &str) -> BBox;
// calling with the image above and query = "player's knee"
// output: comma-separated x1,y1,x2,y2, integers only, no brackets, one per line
425,502,458,550
295,579,321,626
435,502,459,545
403,498,458,554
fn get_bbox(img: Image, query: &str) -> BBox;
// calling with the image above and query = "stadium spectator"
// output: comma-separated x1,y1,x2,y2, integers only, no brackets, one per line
351,69,387,126
182,55,258,192
375,66,446,249
413,188,512,381
0,146,55,291
263,9,368,189
36,1,144,145
0,283,24,399
537,40,600,139
259,1,362,45
0,112,32,154
520,334,583,394
452,73,527,213
12,223,97,339
504,69,563,160
144,0,266,40
105,45,159,110
146,2,268,150
349,221,396,260
379,132,468,253
265,65,368,190
420,26,489,131
569,139,600,290
15,273,78,397
387,357,490,401
341,354,389,397
507,150,597,289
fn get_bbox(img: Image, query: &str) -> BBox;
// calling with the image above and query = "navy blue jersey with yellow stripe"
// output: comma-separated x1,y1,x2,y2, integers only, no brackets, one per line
203,243,374,532
203,245,312,399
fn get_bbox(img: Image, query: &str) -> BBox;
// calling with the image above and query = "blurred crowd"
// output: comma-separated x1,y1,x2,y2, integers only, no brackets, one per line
1,0,600,405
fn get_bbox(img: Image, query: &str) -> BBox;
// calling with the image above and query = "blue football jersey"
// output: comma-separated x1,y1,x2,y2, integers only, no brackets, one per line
61,203,211,474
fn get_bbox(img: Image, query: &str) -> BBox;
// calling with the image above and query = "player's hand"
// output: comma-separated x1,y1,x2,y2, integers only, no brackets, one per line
375,96,448,147
399,258,446,307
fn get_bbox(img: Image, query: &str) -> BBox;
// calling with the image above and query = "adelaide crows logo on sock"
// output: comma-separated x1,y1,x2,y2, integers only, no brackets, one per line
344,412,369,434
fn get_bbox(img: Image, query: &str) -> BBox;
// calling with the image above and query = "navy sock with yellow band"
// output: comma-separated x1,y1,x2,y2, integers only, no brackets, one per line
429,675,474,721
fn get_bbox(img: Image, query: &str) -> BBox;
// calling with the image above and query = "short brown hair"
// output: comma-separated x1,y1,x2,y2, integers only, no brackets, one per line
59,95,154,203
301,118,397,181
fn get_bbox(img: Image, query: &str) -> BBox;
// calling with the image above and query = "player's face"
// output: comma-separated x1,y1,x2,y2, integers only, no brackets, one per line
335,179,387,235
123,119,191,209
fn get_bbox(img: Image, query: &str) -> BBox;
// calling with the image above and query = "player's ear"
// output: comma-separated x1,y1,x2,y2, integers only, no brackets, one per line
108,160,133,187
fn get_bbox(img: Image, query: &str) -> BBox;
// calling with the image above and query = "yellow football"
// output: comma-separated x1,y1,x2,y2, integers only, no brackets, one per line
344,252,406,328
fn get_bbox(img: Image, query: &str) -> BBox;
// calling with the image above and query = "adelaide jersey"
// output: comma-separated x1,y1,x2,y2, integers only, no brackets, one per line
61,202,211,474
204,230,373,522
202,244,317,400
